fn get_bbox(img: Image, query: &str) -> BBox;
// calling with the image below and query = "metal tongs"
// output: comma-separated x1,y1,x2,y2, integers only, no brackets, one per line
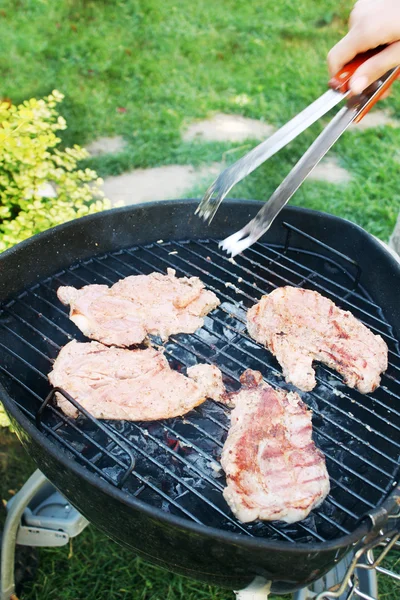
196,48,400,256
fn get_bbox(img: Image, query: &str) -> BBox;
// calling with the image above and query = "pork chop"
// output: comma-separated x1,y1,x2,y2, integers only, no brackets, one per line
221,370,330,523
48,340,225,421
247,286,388,393
57,268,220,347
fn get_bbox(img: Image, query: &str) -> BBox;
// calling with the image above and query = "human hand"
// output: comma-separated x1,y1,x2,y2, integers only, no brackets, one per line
328,0,400,95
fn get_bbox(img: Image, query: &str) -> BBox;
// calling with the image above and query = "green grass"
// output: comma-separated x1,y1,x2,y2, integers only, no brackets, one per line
1,0,400,598
2,0,399,239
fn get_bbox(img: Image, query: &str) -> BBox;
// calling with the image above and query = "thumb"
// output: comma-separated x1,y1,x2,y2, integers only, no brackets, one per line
350,41,400,94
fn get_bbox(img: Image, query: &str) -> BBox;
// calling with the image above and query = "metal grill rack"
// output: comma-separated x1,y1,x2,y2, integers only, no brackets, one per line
1,223,400,546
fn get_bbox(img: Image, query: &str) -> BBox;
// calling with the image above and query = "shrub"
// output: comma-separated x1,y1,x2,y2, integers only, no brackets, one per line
0,89,109,252
0,90,110,426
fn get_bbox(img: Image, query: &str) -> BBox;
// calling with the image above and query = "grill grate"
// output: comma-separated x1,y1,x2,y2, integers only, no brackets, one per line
1,223,400,545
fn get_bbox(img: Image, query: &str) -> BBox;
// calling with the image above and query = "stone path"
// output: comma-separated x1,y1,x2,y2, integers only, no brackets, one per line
88,111,397,220
182,113,274,142
349,109,399,131
309,156,351,184
86,135,127,156
92,115,276,206
101,163,222,206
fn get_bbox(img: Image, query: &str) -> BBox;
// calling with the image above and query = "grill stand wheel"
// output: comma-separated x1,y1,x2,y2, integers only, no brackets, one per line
0,470,88,600
0,472,389,600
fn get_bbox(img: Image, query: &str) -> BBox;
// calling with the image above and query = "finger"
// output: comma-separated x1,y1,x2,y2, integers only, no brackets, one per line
349,40,400,94
328,0,375,75
327,28,379,76
328,33,358,76
327,4,399,77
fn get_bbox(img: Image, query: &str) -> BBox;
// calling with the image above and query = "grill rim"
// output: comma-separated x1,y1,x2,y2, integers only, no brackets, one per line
2,198,400,303
1,199,399,554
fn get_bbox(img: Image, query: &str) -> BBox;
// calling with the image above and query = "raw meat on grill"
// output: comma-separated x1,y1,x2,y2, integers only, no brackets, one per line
48,340,225,421
221,370,330,524
57,268,220,347
247,286,388,393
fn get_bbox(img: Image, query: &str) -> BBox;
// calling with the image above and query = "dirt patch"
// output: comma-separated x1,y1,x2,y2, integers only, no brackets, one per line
102,163,222,206
309,156,352,184
86,136,127,156
183,113,274,143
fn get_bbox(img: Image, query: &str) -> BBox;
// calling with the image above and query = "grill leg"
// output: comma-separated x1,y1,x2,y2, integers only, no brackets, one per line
1,470,48,600
292,552,379,600
234,577,272,599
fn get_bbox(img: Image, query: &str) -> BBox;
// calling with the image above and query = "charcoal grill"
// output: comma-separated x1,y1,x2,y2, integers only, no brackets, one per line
0,200,399,597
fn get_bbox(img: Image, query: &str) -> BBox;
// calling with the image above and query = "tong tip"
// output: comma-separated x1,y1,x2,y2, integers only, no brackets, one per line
219,231,253,257
195,180,221,223
195,204,217,224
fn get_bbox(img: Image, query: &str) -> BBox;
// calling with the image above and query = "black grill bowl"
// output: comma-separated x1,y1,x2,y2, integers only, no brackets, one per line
1,200,400,594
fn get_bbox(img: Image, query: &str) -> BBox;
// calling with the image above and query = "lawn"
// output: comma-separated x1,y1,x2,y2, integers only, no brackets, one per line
1,0,400,598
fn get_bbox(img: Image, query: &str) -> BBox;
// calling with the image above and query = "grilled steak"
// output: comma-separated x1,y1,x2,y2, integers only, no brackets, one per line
57,268,220,347
221,370,330,523
48,340,225,420
247,286,388,393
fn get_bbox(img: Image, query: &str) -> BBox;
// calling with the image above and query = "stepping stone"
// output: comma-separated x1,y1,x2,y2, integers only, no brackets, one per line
86,136,127,156
350,109,399,131
183,113,274,143
102,163,222,206
308,156,352,184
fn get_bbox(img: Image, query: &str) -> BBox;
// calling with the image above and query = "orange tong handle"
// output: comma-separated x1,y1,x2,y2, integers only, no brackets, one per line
328,47,386,93
328,45,398,122
354,67,398,122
